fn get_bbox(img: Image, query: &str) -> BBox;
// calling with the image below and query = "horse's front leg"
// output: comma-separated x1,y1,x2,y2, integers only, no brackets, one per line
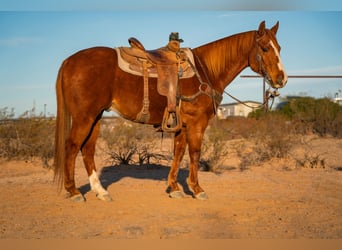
186,125,208,200
168,127,187,198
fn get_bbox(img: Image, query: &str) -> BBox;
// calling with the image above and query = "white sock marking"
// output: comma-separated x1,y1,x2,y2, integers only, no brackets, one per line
89,170,108,196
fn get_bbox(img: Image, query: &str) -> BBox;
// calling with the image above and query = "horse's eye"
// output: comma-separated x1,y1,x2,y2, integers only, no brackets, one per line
262,47,268,52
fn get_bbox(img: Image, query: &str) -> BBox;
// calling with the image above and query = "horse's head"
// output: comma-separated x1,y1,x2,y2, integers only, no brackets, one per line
249,21,288,89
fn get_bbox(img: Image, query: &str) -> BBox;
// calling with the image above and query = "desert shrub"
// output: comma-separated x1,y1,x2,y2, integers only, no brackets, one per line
212,117,259,139
0,108,55,167
200,120,230,172
290,136,328,170
229,113,298,169
0,107,15,120
100,118,171,165
200,114,299,171
295,151,326,169
135,145,168,165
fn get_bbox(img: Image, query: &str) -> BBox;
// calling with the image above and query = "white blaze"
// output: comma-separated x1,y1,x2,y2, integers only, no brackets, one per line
269,41,288,84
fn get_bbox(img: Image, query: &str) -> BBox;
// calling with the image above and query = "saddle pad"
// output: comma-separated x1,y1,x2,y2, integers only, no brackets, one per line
115,47,195,79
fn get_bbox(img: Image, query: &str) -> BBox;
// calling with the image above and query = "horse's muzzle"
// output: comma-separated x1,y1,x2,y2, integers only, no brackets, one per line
274,72,288,89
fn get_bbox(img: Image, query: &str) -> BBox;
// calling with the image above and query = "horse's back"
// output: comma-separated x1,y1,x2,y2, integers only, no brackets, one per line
62,46,117,73
60,47,118,117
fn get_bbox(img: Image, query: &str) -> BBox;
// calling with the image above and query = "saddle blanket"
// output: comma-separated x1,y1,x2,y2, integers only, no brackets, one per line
115,47,195,79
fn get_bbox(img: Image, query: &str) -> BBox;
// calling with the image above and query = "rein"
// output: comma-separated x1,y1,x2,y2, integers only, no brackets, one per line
223,83,279,111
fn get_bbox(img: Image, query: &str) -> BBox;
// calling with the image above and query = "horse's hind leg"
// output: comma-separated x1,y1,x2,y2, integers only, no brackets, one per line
81,116,112,202
64,123,90,202
64,117,98,202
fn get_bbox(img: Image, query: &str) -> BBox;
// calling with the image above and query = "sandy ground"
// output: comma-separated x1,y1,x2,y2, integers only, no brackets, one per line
0,137,341,239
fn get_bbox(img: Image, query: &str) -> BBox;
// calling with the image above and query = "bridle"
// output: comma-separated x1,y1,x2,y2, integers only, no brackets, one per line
252,36,281,110
179,34,281,114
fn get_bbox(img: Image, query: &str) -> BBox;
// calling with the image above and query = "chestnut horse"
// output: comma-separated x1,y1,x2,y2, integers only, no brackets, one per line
54,21,287,202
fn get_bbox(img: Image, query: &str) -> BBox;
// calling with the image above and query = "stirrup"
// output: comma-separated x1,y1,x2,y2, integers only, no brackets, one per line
161,107,182,132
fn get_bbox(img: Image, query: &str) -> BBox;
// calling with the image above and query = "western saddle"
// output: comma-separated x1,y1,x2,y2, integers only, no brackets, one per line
116,32,195,132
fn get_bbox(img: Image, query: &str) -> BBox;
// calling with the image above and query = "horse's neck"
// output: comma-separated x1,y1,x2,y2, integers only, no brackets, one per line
193,31,256,93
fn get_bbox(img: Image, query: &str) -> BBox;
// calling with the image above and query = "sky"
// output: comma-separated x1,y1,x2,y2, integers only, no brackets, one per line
0,1,342,117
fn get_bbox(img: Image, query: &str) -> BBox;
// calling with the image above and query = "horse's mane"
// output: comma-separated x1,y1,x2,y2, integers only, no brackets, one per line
193,31,256,79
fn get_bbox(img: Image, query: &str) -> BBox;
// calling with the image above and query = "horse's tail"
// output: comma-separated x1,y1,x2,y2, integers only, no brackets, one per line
54,61,71,192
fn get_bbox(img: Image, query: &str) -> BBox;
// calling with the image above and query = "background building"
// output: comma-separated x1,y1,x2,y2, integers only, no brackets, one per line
217,101,262,119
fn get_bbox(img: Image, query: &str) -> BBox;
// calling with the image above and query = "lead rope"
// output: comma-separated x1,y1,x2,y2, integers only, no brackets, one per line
223,88,269,109
223,84,279,111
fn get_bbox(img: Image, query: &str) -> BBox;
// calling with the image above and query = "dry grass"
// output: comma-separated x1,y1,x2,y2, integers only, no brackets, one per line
2,96,341,171
0,115,55,167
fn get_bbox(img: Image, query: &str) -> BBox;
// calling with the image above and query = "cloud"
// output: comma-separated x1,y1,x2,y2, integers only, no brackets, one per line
0,37,43,47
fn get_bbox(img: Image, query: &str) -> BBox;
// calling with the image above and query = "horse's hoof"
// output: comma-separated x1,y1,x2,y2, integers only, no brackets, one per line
195,192,208,200
169,191,184,199
97,193,113,202
70,194,85,202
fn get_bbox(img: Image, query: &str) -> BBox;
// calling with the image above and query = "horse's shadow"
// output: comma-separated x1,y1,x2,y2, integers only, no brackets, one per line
79,164,193,197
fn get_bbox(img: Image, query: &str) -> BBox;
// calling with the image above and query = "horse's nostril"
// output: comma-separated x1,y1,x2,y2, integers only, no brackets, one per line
277,74,287,86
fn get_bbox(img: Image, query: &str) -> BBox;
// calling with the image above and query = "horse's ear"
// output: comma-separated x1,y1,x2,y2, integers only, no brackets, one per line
257,21,266,37
271,21,279,35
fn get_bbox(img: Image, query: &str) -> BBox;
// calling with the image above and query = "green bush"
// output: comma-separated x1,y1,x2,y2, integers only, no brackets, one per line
278,97,342,137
